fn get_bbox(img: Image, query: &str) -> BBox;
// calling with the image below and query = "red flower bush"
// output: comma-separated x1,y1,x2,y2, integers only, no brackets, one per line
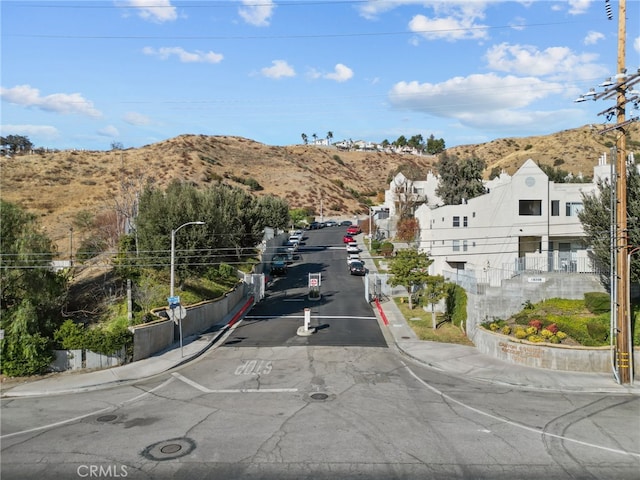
528,319,543,331
545,323,559,334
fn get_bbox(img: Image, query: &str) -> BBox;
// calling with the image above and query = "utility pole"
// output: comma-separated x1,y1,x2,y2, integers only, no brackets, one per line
613,0,630,384
575,0,638,384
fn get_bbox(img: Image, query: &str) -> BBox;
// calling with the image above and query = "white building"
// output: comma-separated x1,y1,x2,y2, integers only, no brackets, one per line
373,154,624,286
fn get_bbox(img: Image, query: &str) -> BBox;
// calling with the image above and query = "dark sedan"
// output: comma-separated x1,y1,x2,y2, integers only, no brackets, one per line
349,261,366,276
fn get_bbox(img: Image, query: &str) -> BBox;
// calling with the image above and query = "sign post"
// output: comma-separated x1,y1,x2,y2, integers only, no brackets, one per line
168,296,187,357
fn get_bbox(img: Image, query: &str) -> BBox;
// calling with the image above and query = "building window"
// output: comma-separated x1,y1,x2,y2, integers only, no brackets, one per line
463,216,468,227
453,216,460,227
472,212,476,218
519,199,542,216
452,240,460,251
566,202,583,216
463,240,468,251
551,200,560,216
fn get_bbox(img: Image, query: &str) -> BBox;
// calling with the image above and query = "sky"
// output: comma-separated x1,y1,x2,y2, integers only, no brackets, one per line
1,0,639,152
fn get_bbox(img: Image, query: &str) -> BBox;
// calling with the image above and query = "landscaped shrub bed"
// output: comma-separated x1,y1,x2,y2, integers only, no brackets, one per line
482,295,617,347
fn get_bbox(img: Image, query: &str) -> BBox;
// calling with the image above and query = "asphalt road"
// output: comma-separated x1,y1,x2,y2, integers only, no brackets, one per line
1,226,639,480
225,226,386,348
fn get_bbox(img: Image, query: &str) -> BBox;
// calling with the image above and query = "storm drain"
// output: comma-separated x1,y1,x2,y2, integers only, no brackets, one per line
141,437,196,461
309,392,329,401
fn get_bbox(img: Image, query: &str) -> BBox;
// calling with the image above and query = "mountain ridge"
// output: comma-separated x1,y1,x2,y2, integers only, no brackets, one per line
1,123,638,254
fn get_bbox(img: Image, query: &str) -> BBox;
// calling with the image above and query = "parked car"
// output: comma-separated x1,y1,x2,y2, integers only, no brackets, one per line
346,243,361,254
346,225,361,235
347,253,361,265
308,222,320,230
349,261,366,276
270,254,287,276
340,220,352,226
343,235,355,244
324,220,338,227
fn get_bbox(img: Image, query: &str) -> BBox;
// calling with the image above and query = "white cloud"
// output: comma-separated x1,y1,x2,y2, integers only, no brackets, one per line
408,1,490,43
123,112,152,125
97,125,120,138
584,31,605,45
0,124,59,139
409,14,488,41
0,85,102,117
117,0,178,23
388,73,562,120
239,0,275,27
484,43,604,80
324,64,354,83
142,47,223,63
567,0,592,15
260,60,295,79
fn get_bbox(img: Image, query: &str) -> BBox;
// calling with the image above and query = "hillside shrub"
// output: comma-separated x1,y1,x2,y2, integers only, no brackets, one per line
379,242,394,257
54,320,133,355
584,292,610,314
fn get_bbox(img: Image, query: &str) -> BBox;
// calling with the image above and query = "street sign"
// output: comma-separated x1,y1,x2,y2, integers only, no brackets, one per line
167,305,187,325
167,295,180,306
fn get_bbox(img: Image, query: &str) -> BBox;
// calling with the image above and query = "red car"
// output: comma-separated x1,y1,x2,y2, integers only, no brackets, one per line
346,225,361,235
343,235,355,243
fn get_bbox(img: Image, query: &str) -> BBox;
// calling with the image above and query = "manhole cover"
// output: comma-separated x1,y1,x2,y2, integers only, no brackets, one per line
96,415,118,423
142,438,196,461
160,444,182,454
310,392,329,401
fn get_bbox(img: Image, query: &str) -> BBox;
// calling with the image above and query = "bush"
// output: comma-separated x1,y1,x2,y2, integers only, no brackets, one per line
379,242,394,257
586,320,609,343
584,292,610,314
445,283,467,328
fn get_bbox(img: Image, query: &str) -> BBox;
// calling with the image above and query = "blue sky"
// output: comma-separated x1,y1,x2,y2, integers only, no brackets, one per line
1,0,639,151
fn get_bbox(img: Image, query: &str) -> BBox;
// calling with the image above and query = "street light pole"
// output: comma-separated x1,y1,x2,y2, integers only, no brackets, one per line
170,221,205,357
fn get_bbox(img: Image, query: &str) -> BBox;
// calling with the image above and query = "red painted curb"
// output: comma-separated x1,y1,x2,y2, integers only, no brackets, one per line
227,296,255,328
375,298,389,326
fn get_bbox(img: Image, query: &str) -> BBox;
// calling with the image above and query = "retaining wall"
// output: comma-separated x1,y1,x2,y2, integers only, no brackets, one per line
472,327,640,374
131,283,247,361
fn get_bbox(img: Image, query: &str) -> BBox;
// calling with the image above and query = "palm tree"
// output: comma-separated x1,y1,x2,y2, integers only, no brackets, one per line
326,131,333,145
301,133,308,145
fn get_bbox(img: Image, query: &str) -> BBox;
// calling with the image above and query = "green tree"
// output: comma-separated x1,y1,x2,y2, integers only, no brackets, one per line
301,133,308,144
436,153,487,205
579,165,640,288
135,181,289,288
0,201,68,375
387,249,434,309
326,131,333,144
408,134,424,152
0,134,33,155
425,134,445,154
420,275,447,329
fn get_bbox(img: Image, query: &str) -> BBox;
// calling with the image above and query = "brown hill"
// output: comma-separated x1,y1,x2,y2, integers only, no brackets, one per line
1,125,638,256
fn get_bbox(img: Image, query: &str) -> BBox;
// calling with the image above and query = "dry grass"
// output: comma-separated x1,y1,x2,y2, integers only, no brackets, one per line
2,126,638,257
